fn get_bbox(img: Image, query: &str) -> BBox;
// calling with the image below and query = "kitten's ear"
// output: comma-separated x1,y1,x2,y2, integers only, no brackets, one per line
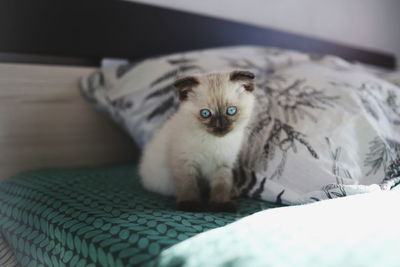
229,70,255,92
173,76,200,101
230,70,255,81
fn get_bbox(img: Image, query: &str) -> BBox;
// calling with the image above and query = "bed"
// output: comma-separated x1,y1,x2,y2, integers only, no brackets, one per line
0,1,399,267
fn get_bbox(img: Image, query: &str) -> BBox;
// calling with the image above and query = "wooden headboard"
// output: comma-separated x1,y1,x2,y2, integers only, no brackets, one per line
0,1,397,179
0,0,396,69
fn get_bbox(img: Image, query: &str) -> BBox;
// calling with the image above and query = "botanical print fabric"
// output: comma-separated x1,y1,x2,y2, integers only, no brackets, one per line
234,61,400,204
81,46,400,204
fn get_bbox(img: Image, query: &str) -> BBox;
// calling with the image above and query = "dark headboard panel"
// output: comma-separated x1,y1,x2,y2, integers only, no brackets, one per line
0,0,396,69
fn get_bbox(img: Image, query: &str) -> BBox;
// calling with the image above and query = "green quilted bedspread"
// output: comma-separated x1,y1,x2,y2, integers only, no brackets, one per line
0,164,279,267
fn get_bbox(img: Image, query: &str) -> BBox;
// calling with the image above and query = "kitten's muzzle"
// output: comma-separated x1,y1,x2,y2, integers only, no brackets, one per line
213,127,231,136
208,115,232,136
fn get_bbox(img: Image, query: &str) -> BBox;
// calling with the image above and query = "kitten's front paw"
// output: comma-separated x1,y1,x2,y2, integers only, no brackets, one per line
209,201,237,213
177,201,205,212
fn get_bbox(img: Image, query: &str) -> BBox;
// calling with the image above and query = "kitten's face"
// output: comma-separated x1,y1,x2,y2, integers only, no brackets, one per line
174,71,256,137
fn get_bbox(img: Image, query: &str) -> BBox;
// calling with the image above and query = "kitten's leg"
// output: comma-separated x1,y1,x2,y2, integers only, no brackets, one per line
171,165,204,212
209,166,237,212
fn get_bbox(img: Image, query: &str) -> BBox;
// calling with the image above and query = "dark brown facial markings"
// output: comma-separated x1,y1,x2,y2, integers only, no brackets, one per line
173,76,200,101
199,110,239,136
229,70,255,81
229,70,255,92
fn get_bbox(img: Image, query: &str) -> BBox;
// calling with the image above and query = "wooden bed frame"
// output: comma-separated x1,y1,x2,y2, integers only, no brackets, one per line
0,0,396,68
0,0,397,179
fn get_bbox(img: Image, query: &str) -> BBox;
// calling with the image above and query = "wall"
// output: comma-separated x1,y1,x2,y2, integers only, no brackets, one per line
129,0,400,63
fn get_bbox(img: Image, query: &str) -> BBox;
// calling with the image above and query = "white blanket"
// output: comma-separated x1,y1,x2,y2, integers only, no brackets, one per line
156,188,400,267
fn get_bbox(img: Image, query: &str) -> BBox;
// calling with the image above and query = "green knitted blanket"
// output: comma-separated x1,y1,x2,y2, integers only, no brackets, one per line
0,164,278,267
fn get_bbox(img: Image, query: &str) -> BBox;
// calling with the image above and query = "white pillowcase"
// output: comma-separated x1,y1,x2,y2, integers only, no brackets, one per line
238,60,400,203
81,45,400,204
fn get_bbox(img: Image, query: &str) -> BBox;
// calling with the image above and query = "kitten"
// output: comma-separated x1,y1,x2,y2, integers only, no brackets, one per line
139,70,256,212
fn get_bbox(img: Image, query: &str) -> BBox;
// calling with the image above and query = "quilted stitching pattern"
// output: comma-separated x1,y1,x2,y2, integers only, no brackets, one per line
0,233,19,267
0,165,278,266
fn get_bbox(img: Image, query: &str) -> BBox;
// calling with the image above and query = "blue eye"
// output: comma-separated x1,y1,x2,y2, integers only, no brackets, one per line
200,109,212,118
226,106,237,116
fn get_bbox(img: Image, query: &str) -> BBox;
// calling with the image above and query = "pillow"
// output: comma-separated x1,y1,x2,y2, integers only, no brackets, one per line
235,60,400,204
80,46,311,146
81,45,400,204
